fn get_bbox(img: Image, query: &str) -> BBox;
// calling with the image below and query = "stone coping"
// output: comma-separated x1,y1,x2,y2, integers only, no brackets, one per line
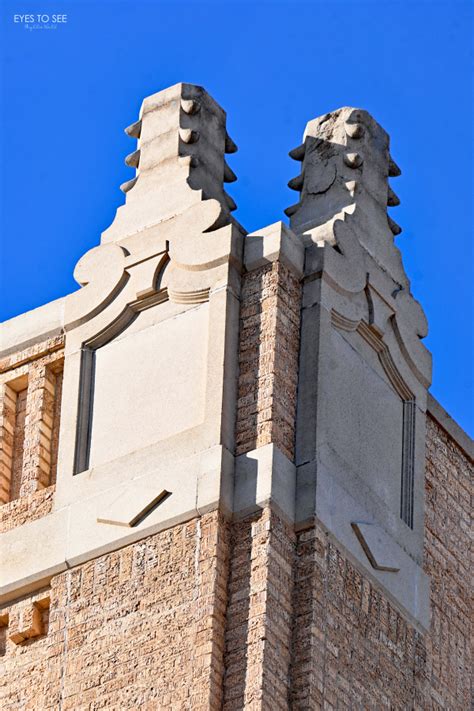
427,393,473,460
0,296,66,357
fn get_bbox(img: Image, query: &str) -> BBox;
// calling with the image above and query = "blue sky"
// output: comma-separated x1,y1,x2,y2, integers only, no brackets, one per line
0,0,472,433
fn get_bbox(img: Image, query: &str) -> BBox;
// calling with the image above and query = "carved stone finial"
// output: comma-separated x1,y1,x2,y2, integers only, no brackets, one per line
285,107,406,285
102,83,238,244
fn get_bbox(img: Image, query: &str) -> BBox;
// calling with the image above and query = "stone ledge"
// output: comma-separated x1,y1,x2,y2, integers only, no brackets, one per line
0,298,66,359
0,444,233,605
427,393,473,460
234,444,296,523
244,221,304,278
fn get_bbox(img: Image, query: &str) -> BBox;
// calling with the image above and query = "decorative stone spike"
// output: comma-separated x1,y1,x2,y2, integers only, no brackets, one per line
284,203,299,217
387,187,400,207
345,122,365,139
224,192,237,211
389,158,401,177
224,162,237,183
178,155,200,169
124,119,142,139
344,152,364,169
180,98,201,115
288,174,304,191
388,215,402,235
346,180,357,197
179,128,200,144
125,149,140,168
289,144,306,161
120,176,138,194
225,134,238,153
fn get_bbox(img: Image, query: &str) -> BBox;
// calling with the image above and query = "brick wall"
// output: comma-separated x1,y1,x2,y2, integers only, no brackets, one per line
423,415,472,709
0,511,230,710
291,522,423,709
0,486,55,534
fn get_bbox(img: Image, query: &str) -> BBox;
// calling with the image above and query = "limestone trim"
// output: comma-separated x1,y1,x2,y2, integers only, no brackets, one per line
58,279,240,488
331,308,414,401
97,488,171,528
73,288,168,474
0,445,234,605
351,522,400,572
391,308,431,389
331,307,417,528
313,484,430,632
69,271,239,478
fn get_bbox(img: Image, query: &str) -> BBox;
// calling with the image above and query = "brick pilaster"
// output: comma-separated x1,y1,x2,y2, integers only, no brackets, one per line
236,260,302,461
191,511,231,710
20,362,59,496
0,384,17,504
223,506,296,709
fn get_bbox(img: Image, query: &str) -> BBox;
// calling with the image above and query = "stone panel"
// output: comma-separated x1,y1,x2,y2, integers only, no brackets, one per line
323,327,404,513
88,304,209,468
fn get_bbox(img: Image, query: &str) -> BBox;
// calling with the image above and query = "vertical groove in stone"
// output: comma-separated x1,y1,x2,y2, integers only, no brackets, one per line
400,399,416,528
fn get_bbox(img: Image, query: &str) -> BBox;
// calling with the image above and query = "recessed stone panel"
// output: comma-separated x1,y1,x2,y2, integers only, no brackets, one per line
87,304,208,469
322,327,404,514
